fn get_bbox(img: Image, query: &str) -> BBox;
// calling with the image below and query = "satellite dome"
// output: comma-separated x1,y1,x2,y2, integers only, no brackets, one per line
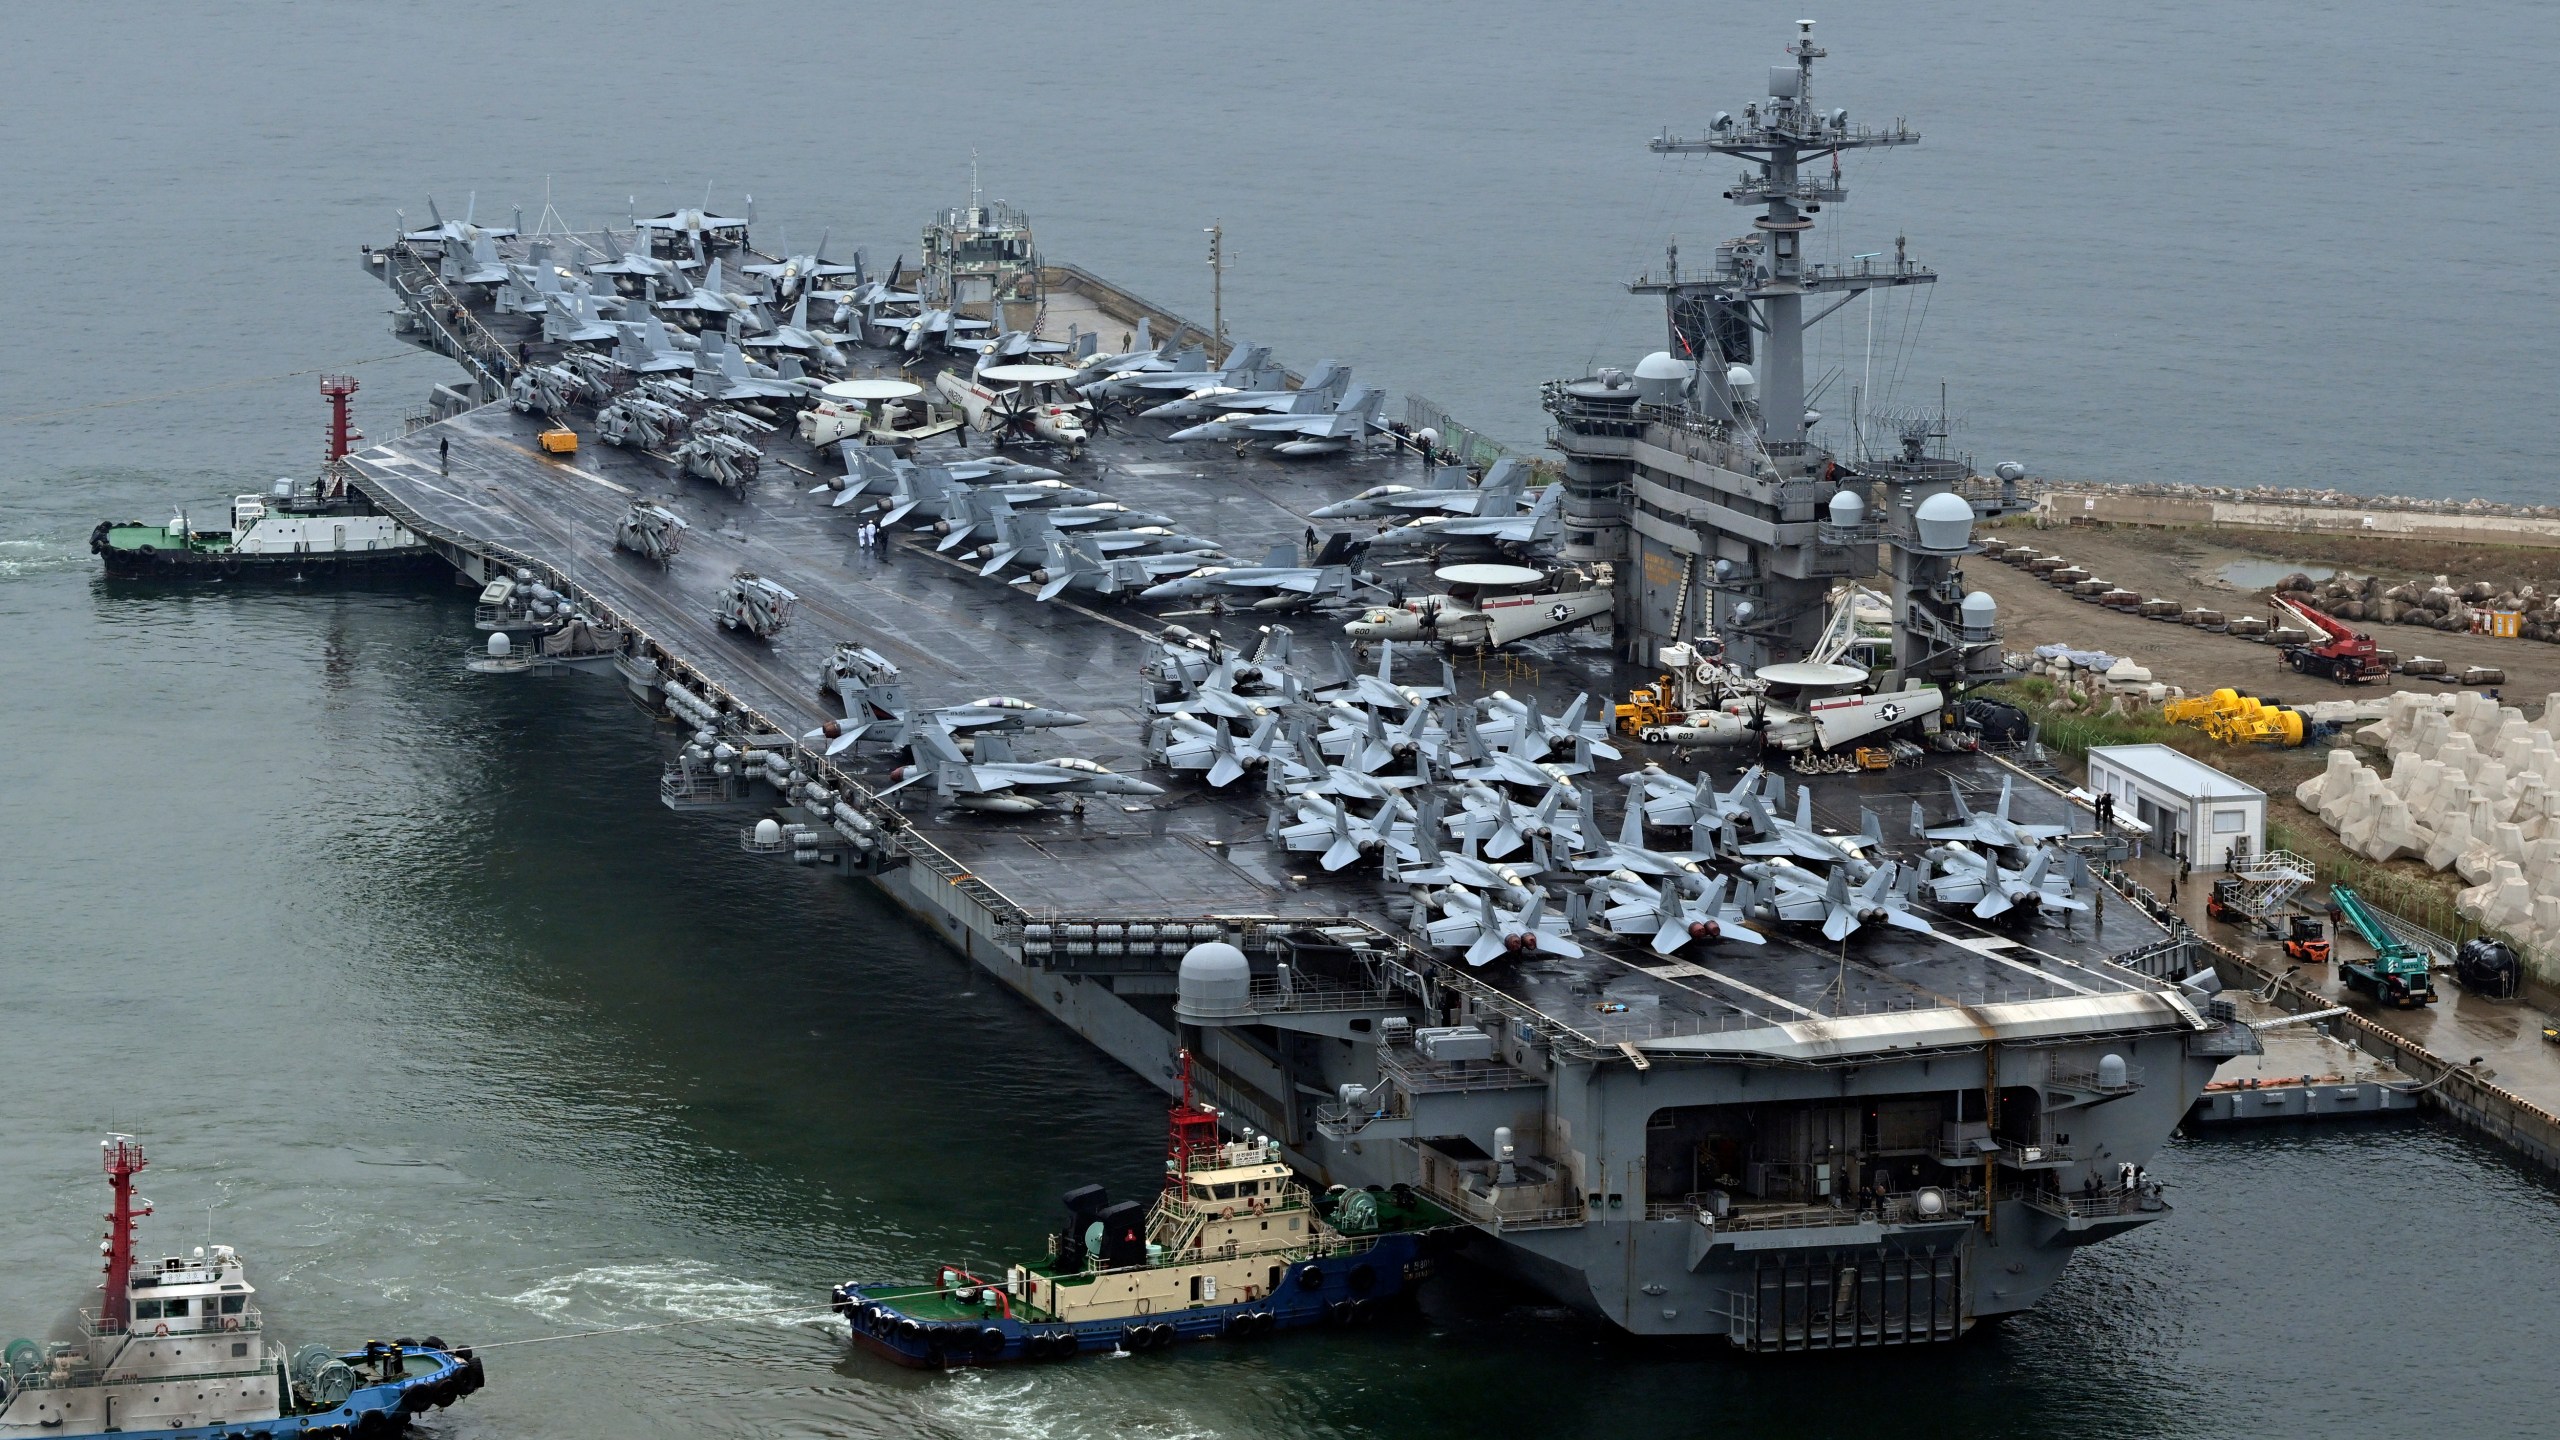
485,631,511,658
1827,490,1866,528
1960,590,1998,641
1912,491,1976,553
752,818,782,847
1995,461,2027,483
1175,942,1252,1020
1631,351,1689,407
1724,364,1757,396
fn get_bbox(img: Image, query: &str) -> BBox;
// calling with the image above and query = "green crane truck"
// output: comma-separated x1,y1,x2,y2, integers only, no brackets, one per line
2330,885,2438,1009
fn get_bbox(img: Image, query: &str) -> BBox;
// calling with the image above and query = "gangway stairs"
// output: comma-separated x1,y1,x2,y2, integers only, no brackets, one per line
2225,850,2316,920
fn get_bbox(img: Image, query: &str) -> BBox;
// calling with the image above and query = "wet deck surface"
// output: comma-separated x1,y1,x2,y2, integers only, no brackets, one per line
347,257,2175,1039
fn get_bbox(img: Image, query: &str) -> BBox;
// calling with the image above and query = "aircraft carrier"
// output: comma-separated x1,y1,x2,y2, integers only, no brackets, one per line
317,23,2257,1350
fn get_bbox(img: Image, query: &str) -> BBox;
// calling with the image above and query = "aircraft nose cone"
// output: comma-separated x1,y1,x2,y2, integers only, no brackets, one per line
1166,424,1210,442
1053,711,1090,727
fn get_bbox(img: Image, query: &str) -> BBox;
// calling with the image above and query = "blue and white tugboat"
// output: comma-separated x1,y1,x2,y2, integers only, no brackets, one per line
832,1054,1453,1367
0,1137,486,1440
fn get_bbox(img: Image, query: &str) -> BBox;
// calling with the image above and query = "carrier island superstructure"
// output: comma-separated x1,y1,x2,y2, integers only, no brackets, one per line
317,24,2254,1350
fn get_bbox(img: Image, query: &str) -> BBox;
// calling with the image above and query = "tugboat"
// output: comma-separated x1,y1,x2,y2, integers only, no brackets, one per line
88,375,442,581
831,1053,1452,1367
0,1137,485,1439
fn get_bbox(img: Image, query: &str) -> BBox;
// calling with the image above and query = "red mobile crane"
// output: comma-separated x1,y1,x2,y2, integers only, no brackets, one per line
2271,593,2386,683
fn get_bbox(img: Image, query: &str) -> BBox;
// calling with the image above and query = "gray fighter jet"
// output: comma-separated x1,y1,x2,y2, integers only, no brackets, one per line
880,724,1161,813
741,230,860,300
1593,872,1766,954
1012,534,1229,603
1918,775,2072,854
636,191,751,246
1311,457,1529,520
1137,535,1371,609
1739,786,1884,870
1139,360,1350,422
1362,483,1563,551
740,293,850,371
1921,843,2090,920
801,649,1087,757
689,332,808,401
1166,384,1379,450
1750,860,1938,943
1424,886,1587,967
404,193,515,246
608,312,699,375
1082,341,1272,401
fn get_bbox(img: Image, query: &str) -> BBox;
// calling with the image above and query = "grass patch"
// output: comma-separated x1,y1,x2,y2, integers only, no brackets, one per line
1975,679,2216,762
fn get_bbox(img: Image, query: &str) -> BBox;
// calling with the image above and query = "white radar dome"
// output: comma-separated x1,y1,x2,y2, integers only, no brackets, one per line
1632,351,1689,406
1175,942,1252,1020
1912,492,1977,553
485,631,511,658
1960,590,1998,640
1827,490,1866,527
1724,364,1757,396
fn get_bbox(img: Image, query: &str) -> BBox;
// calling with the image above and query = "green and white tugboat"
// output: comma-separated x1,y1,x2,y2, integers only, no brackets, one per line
0,1137,485,1440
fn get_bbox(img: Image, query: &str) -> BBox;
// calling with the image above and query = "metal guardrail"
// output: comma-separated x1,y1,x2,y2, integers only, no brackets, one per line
1179,976,1403,1021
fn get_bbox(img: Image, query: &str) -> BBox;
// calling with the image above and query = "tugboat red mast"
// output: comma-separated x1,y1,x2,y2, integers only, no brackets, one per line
97,1135,150,1334
1164,1050,1221,1188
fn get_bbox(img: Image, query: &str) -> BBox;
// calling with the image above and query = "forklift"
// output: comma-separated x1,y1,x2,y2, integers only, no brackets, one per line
2281,914,2331,964
2205,877,2246,926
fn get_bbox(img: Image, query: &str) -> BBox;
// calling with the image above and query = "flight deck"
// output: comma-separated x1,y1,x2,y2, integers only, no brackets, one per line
340,236,2177,1058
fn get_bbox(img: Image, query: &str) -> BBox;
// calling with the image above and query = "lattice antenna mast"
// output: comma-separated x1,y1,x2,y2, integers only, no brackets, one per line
1638,20,1933,467
100,1135,152,1332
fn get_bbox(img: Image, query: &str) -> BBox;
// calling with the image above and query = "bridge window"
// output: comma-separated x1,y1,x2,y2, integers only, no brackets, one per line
220,1296,247,1315
134,1300,163,1320
162,1298,191,1317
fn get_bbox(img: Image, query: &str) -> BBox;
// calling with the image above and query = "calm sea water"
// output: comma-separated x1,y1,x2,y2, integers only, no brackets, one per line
5,4,2557,1437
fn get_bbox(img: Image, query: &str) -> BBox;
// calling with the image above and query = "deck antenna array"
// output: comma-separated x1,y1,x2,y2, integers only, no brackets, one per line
1205,221,1228,355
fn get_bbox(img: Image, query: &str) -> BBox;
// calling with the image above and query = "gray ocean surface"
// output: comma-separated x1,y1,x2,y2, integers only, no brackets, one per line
4,3,2556,1436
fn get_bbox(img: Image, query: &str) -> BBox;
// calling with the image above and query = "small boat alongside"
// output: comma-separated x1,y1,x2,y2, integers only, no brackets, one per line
90,484,440,580
0,1137,485,1440
832,1054,1453,1367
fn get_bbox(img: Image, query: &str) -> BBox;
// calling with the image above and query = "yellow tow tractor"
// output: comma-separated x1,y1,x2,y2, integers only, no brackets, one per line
537,425,579,455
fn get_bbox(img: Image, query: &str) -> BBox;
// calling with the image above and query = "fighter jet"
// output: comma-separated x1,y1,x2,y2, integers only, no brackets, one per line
589,247,699,285
1920,843,2091,920
1139,360,1350,422
608,313,698,375
1631,763,1777,831
1073,319,1205,387
800,644,1088,756
1472,690,1621,764
1361,484,1564,552
403,193,515,246
1081,341,1272,401
1391,819,1551,908
1171,387,1385,458
538,282,625,345
689,332,809,401
1751,860,1938,943
1311,457,1529,521
656,257,753,320
1272,792,1421,872
1314,639,1454,712
1313,701,1447,775
1011,533,1229,603
1137,536,1374,611
1154,711,1313,789
1571,784,1716,883
741,230,860,300
740,294,851,371
1594,872,1766,954
1739,786,1884,870
1451,714,1597,787
950,329,1074,361
1445,782,1583,860
865,465,1102,528
636,191,751,246
440,234,510,287
1919,775,2071,854
877,308,994,357
880,725,1161,813
1424,887,1587,967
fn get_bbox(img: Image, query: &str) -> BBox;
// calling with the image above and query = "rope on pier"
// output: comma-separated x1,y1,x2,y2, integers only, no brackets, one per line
0,353,422,425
